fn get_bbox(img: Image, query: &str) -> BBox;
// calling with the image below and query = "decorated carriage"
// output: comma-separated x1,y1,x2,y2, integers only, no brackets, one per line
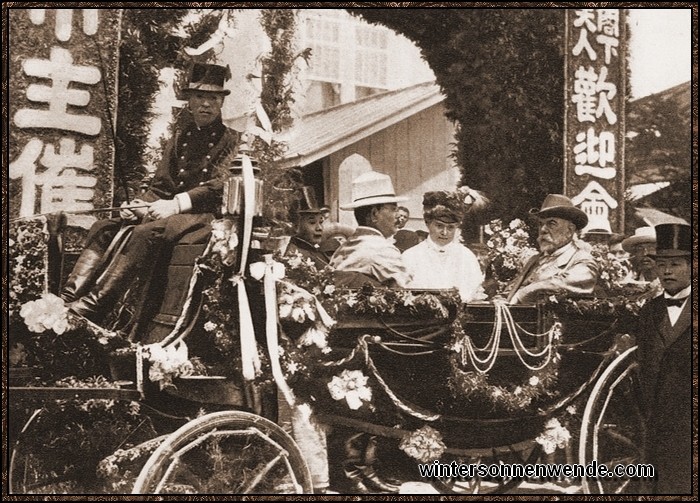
8,159,650,495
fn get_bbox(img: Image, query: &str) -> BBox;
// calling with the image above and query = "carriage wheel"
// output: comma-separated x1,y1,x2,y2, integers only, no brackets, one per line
132,410,314,494
8,409,67,494
579,346,648,494
429,442,542,494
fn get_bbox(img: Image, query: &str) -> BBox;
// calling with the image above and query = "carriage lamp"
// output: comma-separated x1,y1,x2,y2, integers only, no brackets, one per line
222,153,264,217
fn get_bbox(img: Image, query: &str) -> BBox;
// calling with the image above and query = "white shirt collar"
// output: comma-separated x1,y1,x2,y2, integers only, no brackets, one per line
664,285,691,300
426,237,455,253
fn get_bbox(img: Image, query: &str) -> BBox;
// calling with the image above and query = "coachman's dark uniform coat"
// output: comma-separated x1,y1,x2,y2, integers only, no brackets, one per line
636,295,692,494
84,115,240,255
64,114,241,326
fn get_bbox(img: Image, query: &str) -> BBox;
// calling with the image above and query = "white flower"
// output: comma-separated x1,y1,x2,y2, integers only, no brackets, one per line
535,418,571,455
19,293,71,334
203,321,217,332
291,306,306,323
299,326,328,349
509,218,524,229
327,369,372,410
287,253,303,269
566,405,577,416
323,284,336,295
146,342,192,389
249,262,266,280
399,425,446,463
302,303,317,322
528,376,540,386
279,303,293,319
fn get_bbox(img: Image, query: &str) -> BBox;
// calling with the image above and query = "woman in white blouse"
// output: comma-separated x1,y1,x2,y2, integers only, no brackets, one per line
402,188,487,303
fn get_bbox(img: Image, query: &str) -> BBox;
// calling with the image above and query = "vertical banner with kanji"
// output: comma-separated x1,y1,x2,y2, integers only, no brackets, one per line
564,8,627,234
9,9,121,228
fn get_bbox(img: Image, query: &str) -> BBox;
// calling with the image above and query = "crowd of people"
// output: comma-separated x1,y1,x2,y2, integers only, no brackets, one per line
59,63,691,496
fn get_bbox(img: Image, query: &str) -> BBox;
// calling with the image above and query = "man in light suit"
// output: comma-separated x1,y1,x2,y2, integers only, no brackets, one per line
636,223,692,494
507,194,598,304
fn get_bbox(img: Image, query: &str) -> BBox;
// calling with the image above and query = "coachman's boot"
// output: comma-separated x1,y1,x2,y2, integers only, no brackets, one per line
68,253,136,324
341,433,400,494
361,435,401,493
341,433,371,493
60,248,104,303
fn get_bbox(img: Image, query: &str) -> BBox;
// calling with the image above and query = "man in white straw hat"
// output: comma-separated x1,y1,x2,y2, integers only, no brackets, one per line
621,226,659,282
329,170,411,289
507,194,598,304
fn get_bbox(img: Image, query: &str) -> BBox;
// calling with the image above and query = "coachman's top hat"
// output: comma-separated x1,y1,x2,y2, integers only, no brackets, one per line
651,223,691,258
340,171,407,210
183,63,231,95
529,194,588,230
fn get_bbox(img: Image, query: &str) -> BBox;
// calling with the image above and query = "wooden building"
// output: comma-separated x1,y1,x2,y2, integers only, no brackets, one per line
273,81,460,230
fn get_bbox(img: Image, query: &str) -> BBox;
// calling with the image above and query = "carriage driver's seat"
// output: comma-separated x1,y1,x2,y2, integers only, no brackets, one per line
129,225,211,346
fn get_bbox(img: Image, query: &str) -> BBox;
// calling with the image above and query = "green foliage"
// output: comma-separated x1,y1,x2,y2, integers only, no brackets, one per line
116,9,189,202
625,84,692,223
350,10,567,229
254,9,310,231
11,377,157,494
116,9,222,203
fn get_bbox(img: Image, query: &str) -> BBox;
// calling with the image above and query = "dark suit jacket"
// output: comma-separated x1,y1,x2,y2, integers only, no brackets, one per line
637,295,692,494
393,229,420,253
285,236,330,270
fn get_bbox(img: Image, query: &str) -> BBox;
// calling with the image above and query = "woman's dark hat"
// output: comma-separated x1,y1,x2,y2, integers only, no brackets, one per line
422,186,489,223
183,63,231,95
651,223,691,258
423,191,464,223
529,194,588,230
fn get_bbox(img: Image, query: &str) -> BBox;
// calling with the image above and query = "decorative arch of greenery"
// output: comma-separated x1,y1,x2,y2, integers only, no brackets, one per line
116,8,225,202
348,9,568,234
118,8,307,231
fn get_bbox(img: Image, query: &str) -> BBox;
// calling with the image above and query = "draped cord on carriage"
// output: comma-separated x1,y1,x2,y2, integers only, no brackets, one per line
461,300,559,374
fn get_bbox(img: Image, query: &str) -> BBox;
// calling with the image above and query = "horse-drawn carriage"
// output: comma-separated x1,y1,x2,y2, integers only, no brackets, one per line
8,160,648,495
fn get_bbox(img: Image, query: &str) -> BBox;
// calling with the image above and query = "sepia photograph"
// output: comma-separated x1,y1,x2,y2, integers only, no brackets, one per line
4,3,695,497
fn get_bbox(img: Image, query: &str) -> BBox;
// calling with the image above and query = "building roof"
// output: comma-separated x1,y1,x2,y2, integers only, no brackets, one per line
634,207,689,227
274,81,444,168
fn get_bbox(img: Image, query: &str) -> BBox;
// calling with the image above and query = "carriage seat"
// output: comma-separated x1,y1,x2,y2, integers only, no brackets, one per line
138,226,211,345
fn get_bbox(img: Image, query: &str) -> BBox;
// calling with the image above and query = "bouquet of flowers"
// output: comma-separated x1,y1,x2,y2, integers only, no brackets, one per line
484,218,538,296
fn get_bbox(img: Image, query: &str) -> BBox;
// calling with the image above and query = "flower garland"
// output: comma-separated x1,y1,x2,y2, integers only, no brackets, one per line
448,311,563,413
263,252,461,425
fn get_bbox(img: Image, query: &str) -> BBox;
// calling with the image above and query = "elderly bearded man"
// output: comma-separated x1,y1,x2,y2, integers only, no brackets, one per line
506,194,598,305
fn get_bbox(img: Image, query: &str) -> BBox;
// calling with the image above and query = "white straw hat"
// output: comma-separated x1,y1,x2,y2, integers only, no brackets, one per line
340,171,407,210
621,226,656,252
